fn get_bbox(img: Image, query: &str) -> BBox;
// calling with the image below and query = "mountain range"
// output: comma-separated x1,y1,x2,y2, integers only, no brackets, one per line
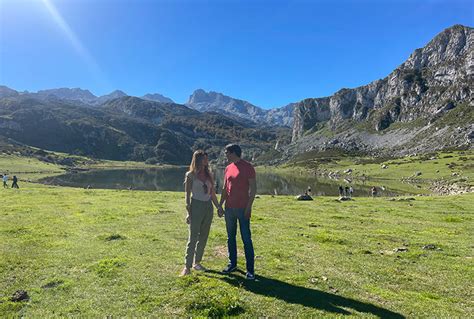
0,86,175,106
0,85,293,127
0,93,290,164
0,24,472,164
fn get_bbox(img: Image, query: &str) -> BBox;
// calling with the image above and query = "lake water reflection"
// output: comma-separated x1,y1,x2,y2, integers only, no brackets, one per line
39,167,403,197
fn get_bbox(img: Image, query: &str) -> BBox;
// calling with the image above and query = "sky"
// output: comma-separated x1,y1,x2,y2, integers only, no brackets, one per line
0,0,472,108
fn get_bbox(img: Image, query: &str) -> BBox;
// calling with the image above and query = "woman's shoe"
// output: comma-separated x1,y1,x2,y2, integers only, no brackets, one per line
180,267,191,276
193,263,207,271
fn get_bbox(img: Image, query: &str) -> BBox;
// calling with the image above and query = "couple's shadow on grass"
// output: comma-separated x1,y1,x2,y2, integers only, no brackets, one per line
205,270,404,318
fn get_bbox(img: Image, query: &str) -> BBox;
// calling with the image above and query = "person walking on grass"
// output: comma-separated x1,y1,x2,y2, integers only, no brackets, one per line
11,176,19,189
371,186,377,198
3,174,8,188
181,150,223,276
219,144,257,280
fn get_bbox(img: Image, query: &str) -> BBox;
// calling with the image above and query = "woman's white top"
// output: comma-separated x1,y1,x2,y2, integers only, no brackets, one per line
186,172,212,202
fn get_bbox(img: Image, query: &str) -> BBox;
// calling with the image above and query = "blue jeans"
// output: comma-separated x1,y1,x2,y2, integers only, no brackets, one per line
224,208,254,274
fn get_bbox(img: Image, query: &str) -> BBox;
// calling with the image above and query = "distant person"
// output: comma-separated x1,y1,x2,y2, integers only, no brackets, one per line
349,186,354,198
338,185,344,197
3,174,8,188
307,186,312,196
345,186,350,197
181,150,223,276
11,176,19,189
371,186,377,198
219,144,257,280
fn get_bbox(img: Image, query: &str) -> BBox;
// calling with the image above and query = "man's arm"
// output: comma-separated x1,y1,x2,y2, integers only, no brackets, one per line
219,178,227,207
245,178,256,219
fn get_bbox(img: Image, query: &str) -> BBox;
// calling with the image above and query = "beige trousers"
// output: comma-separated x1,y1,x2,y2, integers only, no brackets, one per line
185,199,213,268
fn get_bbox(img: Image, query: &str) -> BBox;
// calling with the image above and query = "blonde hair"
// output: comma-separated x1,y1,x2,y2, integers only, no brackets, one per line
187,150,214,186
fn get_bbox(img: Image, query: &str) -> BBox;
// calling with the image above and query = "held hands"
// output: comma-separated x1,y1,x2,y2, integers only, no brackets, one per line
217,205,225,218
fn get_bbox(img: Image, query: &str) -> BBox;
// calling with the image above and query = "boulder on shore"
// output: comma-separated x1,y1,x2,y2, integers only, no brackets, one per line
296,194,313,201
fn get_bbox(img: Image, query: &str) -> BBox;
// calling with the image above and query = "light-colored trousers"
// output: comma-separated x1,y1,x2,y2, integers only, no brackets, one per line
185,198,213,268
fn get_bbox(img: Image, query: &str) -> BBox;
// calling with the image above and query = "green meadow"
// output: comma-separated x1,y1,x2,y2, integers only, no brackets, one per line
0,152,473,317
287,150,474,194
0,154,64,180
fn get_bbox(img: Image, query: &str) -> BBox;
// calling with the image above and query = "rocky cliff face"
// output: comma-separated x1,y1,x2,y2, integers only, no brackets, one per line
291,25,473,155
187,89,266,120
186,89,294,127
266,103,295,127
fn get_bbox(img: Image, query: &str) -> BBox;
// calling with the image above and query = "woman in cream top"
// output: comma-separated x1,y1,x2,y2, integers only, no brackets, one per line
180,150,223,276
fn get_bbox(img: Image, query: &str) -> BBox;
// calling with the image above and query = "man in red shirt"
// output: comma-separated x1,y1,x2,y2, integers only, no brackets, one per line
219,144,257,280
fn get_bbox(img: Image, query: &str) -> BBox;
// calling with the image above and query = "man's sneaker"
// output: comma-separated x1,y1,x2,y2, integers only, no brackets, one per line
222,264,237,274
246,272,255,280
193,263,207,271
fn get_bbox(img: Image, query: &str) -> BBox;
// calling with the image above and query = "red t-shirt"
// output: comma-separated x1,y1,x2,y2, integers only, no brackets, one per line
224,159,256,209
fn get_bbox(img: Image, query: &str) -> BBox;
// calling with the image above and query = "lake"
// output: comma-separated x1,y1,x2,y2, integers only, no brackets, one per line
39,167,407,197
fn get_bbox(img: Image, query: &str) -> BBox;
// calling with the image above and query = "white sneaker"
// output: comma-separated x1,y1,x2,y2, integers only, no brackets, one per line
193,263,208,271
179,267,191,276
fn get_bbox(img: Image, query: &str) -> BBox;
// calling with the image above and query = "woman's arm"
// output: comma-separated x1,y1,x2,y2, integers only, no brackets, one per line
184,174,192,223
211,186,224,217
210,185,221,209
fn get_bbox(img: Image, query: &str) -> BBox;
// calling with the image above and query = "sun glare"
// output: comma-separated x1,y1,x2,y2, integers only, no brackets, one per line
40,0,108,86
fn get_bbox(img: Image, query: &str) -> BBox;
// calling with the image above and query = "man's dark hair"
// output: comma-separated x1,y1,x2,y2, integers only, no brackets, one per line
225,144,242,157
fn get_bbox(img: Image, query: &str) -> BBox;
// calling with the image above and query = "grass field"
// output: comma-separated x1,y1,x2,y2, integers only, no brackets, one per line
287,150,474,194
1,181,473,317
290,150,473,181
0,154,65,180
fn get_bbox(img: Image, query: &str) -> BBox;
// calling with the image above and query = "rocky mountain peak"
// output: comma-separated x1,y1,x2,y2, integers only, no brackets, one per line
0,85,19,98
108,90,127,97
102,90,127,98
290,24,473,156
37,87,97,102
96,90,128,104
186,89,294,126
401,24,472,70
142,93,174,103
187,89,219,104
